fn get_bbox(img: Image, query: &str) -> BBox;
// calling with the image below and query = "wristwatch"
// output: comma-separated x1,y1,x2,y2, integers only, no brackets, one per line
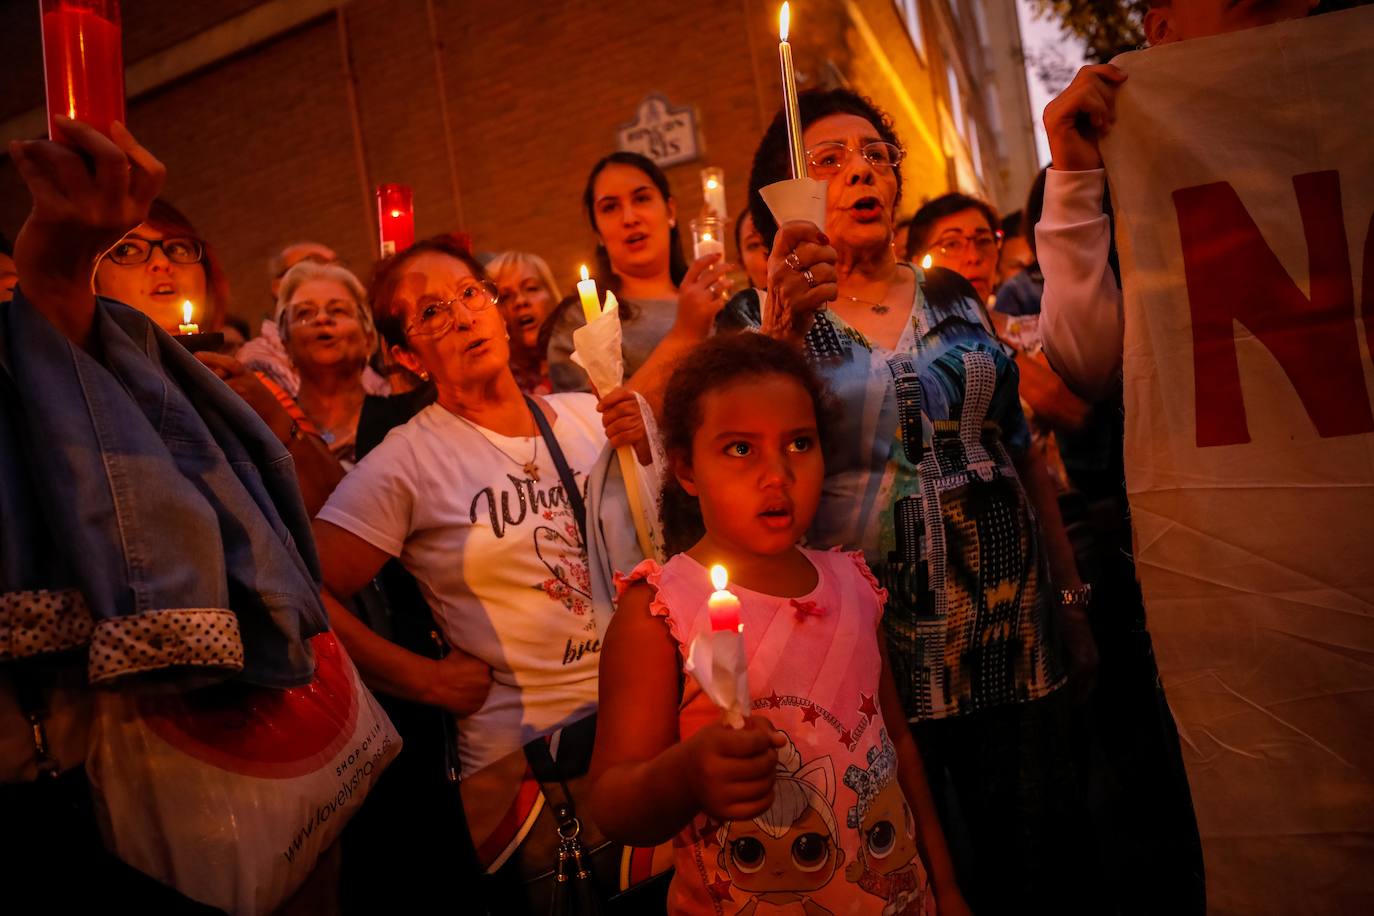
1059,584,1092,608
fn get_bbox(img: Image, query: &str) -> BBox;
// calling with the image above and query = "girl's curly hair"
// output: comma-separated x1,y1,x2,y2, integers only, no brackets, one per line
659,334,834,555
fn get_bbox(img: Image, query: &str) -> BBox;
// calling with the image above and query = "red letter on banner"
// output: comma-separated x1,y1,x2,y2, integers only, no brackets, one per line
1173,171,1372,447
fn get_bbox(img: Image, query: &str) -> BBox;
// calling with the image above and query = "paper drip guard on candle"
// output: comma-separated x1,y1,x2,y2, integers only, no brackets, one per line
569,266,656,561
685,565,750,729
760,177,828,231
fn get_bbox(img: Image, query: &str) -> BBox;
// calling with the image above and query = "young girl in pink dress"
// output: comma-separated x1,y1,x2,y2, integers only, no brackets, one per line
589,334,968,916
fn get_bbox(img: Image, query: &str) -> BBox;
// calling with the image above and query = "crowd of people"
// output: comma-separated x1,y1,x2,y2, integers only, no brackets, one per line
0,1,1356,913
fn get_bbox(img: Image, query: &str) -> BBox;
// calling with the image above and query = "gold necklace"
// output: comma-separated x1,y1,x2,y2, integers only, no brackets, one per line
450,411,540,481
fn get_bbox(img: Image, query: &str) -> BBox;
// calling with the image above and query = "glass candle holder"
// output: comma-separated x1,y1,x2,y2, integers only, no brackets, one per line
375,184,415,258
691,216,726,262
41,0,126,140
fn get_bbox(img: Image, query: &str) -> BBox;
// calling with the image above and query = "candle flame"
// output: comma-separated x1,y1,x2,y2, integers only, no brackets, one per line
703,232,714,242
921,254,933,270
710,564,728,591
580,264,590,282
779,2,790,41
706,177,719,189
389,209,402,218
182,300,194,324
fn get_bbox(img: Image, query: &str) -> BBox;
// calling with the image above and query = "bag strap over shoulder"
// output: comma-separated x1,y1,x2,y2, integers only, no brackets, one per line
526,395,587,546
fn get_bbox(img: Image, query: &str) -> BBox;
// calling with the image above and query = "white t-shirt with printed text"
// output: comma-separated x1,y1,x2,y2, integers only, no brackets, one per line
317,393,605,777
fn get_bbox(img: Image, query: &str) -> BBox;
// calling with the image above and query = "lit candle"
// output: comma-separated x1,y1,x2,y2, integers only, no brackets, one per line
778,3,808,181
701,167,727,220
921,253,933,270
178,300,199,335
708,565,742,633
375,183,415,258
577,265,601,323
40,0,126,140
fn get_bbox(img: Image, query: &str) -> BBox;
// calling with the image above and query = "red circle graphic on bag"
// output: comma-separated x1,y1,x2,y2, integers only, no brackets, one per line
138,632,360,779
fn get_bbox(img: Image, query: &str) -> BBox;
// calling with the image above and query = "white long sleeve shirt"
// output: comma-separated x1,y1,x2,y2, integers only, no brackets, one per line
1036,168,1124,401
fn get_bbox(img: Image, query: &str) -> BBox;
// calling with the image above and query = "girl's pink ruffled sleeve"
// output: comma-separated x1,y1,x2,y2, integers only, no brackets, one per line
838,548,889,619
615,559,689,657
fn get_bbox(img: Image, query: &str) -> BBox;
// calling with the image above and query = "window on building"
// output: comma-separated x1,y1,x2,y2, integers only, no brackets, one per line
945,59,965,138
895,0,925,60
968,115,985,179
983,83,1007,158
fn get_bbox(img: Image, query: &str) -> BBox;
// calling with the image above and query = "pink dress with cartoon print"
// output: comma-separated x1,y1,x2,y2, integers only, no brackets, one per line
618,547,938,916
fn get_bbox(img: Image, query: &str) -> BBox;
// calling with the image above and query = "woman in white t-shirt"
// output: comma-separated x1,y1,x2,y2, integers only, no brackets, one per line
313,237,648,779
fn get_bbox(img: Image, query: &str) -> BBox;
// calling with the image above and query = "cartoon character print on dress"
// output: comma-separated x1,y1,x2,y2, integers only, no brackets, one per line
715,734,845,916
842,729,935,916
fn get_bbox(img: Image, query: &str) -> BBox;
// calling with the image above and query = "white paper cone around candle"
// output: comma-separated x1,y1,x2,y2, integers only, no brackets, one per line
685,631,749,729
569,276,656,560
570,290,626,399
760,177,828,230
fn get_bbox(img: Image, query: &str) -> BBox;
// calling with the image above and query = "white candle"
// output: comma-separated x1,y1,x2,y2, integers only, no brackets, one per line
778,3,808,181
178,300,199,335
701,167,727,220
577,265,601,323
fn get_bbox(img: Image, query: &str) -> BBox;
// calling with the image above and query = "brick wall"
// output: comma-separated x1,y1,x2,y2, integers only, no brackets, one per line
0,0,1018,325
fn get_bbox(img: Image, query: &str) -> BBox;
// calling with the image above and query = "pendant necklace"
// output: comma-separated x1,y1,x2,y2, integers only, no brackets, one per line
451,410,540,481
839,293,890,315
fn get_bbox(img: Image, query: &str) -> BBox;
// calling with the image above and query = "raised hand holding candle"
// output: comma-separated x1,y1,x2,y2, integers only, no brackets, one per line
760,4,828,231
778,3,808,180
686,563,750,728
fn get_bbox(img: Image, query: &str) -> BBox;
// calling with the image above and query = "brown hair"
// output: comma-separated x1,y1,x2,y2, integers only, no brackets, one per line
658,334,833,556
367,234,487,349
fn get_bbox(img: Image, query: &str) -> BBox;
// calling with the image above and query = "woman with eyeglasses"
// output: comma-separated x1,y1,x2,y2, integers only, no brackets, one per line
545,151,735,403
311,236,654,906
737,88,1098,915
94,198,230,336
904,193,1004,304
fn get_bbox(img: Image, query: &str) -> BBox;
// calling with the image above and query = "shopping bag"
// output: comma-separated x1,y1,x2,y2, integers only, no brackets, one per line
88,632,400,915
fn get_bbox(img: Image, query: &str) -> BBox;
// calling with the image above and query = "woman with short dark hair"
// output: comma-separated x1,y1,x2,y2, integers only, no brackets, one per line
738,87,1099,914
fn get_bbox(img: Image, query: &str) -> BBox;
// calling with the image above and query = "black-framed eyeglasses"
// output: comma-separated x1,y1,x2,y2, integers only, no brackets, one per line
404,281,500,337
805,140,905,177
932,230,1003,258
106,235,205,266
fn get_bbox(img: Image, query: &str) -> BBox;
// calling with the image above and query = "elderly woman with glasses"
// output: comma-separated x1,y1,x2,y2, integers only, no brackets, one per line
195,258,382,514
904,193,1004,304
311,236,648,836
94,198,229,335
730,88,1099,915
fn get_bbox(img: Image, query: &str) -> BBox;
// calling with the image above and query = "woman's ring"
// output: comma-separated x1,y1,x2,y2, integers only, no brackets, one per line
785,252,803,271
803,268,817,288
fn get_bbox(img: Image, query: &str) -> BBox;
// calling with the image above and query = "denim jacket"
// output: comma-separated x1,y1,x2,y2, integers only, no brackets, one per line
0,290,325,688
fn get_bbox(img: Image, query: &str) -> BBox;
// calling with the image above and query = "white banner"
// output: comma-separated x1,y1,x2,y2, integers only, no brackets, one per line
1101,8,1374,914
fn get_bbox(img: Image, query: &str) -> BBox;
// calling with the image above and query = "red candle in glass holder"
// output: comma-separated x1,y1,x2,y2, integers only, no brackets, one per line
375,184,415,258
40,0,126,140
